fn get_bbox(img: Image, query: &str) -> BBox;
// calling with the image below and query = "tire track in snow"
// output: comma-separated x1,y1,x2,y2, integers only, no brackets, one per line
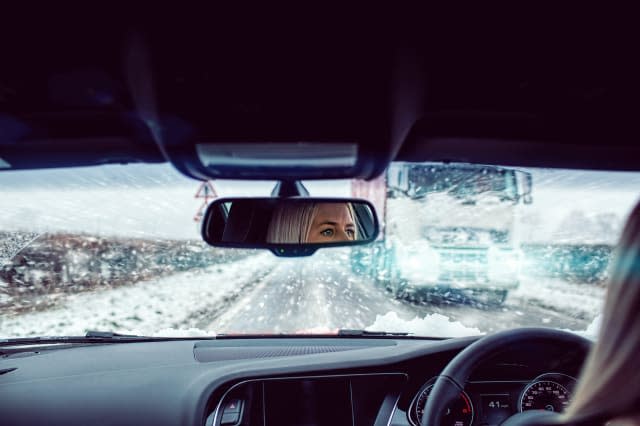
186,263,285,332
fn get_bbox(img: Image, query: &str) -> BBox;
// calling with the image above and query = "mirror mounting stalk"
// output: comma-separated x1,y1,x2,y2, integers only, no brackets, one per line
270,180,310,198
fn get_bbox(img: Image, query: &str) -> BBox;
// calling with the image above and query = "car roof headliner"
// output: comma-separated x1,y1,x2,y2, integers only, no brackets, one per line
1,7,639,176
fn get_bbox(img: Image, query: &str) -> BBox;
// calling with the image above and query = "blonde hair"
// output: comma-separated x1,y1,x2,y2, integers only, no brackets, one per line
266,202,357,244
266,202,319,243
563,200,640,424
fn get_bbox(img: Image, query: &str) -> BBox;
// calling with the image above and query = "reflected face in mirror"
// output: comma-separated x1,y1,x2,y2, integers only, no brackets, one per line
266,202,359,244
307,203,356,243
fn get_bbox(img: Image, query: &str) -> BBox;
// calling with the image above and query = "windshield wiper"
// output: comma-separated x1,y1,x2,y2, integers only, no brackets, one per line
337,329,446,340
0,331,215,349
84,330,144,339
0,334,145,347
337,329,411,337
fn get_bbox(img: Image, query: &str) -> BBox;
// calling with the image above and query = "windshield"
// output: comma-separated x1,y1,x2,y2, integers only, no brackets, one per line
1,163,639,339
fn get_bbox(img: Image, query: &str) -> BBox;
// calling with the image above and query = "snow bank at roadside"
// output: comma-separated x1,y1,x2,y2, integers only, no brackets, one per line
583,314,601,336
0,253,274,338
145,327,217,337
565,314,601,340
511,276,605,319
366,311,483,337
366,311,602,340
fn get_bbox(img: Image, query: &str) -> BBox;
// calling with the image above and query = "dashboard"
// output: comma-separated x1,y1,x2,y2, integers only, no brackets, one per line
0,333,590,426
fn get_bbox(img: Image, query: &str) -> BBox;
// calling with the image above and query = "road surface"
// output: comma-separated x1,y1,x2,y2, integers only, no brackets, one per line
191,251,599,335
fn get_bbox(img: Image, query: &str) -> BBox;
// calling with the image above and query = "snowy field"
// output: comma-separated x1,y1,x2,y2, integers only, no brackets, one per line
0,253,275,337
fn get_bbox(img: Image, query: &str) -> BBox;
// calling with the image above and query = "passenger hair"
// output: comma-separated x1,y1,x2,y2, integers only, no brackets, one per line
562,200,640,424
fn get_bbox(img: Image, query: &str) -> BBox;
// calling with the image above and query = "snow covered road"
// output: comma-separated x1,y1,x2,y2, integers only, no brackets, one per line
198,254,423,333
1,252,603,338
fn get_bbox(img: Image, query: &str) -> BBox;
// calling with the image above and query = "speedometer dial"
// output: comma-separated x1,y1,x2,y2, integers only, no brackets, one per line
410,381,474,426
519,380,571,413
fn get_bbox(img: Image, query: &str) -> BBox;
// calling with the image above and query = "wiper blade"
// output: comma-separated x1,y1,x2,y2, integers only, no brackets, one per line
84,330,141,339
337,329,447,340
0,335,143,347
337,329,411,337
0,331,215,348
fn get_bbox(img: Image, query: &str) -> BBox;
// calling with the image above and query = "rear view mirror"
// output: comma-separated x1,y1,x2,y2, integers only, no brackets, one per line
202,198,379,257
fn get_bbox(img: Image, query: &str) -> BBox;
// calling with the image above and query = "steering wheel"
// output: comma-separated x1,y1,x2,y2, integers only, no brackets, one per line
421,328,591,426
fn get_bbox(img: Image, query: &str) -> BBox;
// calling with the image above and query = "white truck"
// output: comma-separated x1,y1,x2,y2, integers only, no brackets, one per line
352,162,532,306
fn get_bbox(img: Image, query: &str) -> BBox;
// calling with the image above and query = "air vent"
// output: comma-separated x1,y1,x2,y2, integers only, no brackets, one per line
193,339,396,363
195,345,366,363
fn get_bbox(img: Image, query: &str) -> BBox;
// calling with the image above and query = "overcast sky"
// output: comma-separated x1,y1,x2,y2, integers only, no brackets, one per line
1,163,639,243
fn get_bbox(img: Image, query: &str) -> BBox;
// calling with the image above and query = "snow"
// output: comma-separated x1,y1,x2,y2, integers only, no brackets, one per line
366,311,483,338
1,164,639,244
0,231,40,265
1,253,607,339
0,253,274,338
566,314,601,340
366,311,603,340
365,311,602,341
1,163,633,339
0,164,352,240
1,186,205,240
510,276,605,319
145,328,217,337
584,314,602,336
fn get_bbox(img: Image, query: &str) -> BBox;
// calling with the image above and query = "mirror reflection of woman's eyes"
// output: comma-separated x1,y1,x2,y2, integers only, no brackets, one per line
320,228,334,237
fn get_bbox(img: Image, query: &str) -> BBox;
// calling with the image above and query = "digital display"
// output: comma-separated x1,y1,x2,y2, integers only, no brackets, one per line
264,379,352,426
480,394,512,425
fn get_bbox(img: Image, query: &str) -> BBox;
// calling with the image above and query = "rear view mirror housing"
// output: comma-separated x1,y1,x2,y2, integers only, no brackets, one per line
201,197,379,257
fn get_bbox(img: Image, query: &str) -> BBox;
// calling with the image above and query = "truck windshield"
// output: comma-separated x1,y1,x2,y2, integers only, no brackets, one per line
390,164,519,201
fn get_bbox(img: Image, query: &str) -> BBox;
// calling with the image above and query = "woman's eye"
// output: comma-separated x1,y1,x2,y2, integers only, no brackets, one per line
321,228,334,237
346,229,355,238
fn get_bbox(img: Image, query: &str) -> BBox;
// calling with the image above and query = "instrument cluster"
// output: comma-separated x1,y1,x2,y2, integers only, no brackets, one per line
408,372,577,426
